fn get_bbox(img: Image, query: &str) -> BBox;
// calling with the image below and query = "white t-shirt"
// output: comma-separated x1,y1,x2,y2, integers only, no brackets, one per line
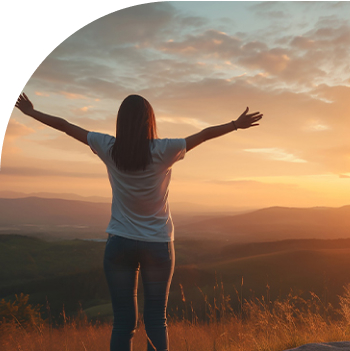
87,132,186,242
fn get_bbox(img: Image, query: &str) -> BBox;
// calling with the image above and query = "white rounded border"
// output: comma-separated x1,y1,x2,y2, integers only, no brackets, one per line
0,0,147,166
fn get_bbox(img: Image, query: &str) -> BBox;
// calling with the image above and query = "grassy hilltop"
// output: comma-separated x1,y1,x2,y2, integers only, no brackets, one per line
1,282,350,351
1,233,350,350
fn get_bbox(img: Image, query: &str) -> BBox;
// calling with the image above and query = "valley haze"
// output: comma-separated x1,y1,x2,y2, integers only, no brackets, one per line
0,193,349,242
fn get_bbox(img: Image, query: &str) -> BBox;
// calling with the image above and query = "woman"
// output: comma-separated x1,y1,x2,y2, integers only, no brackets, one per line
15,93,262,351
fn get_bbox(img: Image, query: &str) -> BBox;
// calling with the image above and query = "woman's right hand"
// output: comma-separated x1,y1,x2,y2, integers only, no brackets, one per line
15,93,34,115
234,107,263,129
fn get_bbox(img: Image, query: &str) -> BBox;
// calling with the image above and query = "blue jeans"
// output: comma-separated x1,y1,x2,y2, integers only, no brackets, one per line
103,234,175,351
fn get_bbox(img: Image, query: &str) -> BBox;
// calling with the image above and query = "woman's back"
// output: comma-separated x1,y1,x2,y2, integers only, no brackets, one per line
88,132,186,242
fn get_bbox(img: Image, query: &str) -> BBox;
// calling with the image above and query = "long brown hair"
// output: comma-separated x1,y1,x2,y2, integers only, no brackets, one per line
110,95,157,171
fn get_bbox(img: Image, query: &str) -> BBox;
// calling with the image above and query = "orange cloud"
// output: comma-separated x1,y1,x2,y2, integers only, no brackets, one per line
244,148,307,163
4,119,35,142
1,119,35,157
35,91,50,97
60,91,87,100
78,106,94,112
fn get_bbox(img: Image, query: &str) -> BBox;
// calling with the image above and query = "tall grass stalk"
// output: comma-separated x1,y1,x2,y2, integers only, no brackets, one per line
1,283,350,351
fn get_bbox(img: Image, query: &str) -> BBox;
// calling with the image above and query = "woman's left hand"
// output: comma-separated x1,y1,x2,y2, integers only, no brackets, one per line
235,107,263,129
15,93,34,115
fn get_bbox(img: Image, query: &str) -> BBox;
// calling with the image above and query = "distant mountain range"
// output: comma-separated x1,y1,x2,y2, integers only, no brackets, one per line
176,205,350,242
0,195,349,242
0,191,249,214
0,197,111,239
0,191,111,203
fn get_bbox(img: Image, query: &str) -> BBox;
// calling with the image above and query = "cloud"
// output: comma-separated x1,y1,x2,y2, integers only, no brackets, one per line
157,116,210,129
303,121,330,132
4,119,35,142
2,118,36,156
244,148,307,163
24,1,350,108
50,2,177,56
28,133,97,157
178,15,207,28
60,91,87,100
159,29,242,59
312,84,350,109
157,13,350,89
31,57,120,99
249,1,283,14
73,105,95,114
35,91,50,97
239,48,291,74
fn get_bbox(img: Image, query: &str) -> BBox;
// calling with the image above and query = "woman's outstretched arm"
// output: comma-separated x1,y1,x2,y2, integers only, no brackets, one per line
185,107,262,152
15,93,90,145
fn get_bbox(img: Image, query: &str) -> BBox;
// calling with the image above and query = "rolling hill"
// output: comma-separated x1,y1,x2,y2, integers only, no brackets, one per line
2,235,350,320
176,206,350,242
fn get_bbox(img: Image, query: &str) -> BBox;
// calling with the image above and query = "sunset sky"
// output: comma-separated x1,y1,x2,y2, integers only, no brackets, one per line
2,1,350,211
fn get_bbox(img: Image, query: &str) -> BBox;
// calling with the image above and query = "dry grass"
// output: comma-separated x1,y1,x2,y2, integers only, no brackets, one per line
1,284,350,351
